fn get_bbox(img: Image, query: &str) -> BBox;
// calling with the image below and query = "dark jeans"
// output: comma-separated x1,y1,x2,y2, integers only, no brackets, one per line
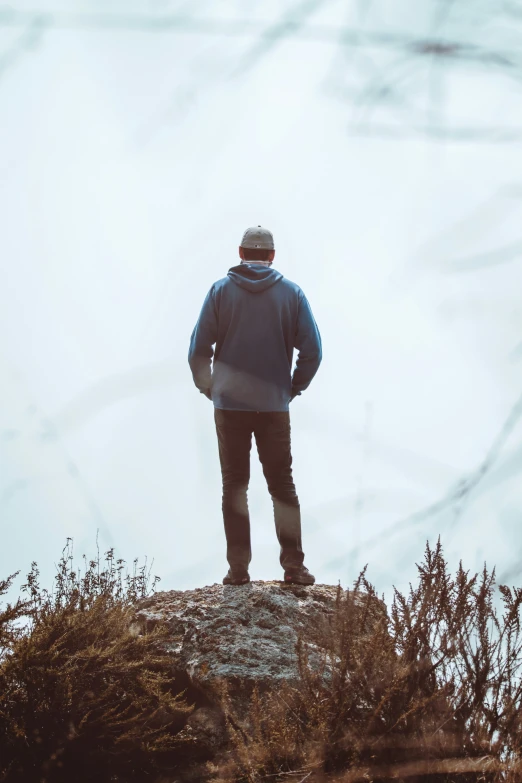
214,408,305,573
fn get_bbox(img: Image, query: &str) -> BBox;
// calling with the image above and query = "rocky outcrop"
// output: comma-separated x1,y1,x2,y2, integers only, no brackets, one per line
135,579,385,700
133,580,387,779
136,581,340,685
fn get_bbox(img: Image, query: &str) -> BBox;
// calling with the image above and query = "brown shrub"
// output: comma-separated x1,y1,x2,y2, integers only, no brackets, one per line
3,536,522,783
0,537,198,783
210,538,522,783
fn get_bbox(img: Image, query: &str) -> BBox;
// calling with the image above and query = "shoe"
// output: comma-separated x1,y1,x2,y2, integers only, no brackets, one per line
223,568,250,585
283,565,315,585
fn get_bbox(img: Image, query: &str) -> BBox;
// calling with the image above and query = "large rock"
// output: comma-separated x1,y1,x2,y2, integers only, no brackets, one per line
134,580,385,695
133,581,387,781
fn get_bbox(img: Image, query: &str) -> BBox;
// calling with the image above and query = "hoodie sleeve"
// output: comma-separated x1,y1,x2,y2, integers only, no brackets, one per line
188,285,218,399
291,291,322,399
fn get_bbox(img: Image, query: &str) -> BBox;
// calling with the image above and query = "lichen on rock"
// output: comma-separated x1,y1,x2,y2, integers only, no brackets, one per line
135,580,385,692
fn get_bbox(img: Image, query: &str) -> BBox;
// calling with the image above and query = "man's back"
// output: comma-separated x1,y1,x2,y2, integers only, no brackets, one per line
188,226,320,586
188,261,322,412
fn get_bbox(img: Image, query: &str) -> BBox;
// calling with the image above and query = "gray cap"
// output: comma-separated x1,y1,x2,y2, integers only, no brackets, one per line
240,225,275,250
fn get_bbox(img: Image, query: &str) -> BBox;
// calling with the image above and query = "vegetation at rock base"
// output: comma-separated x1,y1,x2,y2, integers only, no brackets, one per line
0,538,199,783
209,539,522,783
1,537,522,783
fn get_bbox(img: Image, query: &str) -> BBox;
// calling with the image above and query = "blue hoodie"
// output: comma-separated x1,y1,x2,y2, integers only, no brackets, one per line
188,262,322,412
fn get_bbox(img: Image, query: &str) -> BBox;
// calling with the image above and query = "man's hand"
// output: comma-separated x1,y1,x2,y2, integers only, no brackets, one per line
200,388,212,401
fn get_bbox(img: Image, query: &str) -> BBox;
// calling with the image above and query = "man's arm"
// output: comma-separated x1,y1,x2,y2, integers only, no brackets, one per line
188,285,218,399
291,291,322,400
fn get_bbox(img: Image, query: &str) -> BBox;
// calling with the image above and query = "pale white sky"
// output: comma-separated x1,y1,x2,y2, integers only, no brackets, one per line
2,0,522,607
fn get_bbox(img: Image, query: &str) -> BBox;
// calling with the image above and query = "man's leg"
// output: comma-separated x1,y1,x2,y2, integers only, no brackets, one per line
214,409,254,573
254,411,305,570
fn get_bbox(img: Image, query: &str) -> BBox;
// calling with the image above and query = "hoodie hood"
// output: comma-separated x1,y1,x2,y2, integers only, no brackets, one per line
227,263,283,293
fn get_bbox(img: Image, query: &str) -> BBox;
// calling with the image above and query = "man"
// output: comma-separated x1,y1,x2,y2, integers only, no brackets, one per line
188,226,322,586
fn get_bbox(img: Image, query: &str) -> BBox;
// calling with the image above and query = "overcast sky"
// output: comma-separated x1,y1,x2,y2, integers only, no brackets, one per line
2,0,522,607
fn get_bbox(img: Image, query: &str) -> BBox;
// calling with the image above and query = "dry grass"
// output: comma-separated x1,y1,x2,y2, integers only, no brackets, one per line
209,538,522,783
0,537,198,783
2,537,522,783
